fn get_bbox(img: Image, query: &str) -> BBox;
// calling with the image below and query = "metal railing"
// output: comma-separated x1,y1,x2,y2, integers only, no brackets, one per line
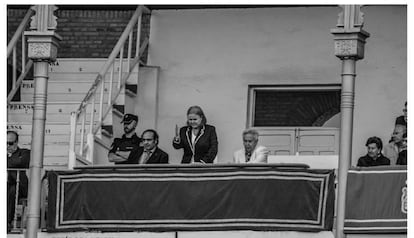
7,168,48,233
68,5,150,168
7,8,35,104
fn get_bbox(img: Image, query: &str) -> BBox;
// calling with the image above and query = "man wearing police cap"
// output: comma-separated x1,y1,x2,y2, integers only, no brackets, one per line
108,113,142,164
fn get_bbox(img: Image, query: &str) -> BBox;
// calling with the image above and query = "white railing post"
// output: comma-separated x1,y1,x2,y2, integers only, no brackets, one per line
136,14,142,58
80,110,86,156
12,46,17,88
12,172,21,231
68,112,77,169
108,63,114,105
86,133,95,163
98,77,105,136
118,47,124,89
127,31,133,72
22,34,26,73
90,95,95,134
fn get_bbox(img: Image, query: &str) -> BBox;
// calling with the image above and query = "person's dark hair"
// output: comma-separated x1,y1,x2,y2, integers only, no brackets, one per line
7,130,19,142
365,136,383,151
186,105,207,126
403,132,407,138
141,129,159,144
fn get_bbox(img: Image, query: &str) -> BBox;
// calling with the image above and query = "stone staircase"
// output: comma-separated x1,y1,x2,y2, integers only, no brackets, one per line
7,58,159,170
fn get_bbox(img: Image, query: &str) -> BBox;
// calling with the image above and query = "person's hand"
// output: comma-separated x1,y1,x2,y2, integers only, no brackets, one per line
116,151,130,159
173,124,180,143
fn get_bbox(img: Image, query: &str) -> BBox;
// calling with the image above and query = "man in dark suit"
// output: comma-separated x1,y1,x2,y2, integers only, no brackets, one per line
7,131,30,229
124,129,169,164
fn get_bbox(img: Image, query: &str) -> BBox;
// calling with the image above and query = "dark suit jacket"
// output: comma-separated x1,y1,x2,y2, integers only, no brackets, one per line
122,146,169,164
172,124,218,164
7,147,30,197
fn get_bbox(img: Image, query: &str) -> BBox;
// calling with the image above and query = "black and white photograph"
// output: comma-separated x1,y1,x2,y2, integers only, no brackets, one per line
5,3,409,238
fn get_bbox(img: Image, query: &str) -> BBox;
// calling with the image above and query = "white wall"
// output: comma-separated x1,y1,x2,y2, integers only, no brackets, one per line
146,6,406,165
353,6,407,164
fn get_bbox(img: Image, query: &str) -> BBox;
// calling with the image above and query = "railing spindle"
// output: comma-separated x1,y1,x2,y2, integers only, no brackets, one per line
68,112,78,169
12,172,21,230
80,109,86,156
12,46,17,89
90,95,95,134
136,14,142,58
108,63,114,106
99,75,105,127
22,34,26,73
118,47,124,89
127,31,133,72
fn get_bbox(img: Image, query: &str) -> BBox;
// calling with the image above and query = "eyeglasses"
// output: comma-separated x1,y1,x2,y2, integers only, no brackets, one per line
7,141,16,146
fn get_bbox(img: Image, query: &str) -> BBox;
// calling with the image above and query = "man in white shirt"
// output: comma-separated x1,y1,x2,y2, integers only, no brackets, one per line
233,129,268,163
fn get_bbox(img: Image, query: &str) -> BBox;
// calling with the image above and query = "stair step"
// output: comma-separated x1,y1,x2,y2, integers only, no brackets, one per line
7,101,110,123
50,58,139,73
21,92,121,103
101,125,113,137
21,80,122,94
20,80,129,102
125,84,137,94
112,104,125,114
8,122,111,145
6,122,98,136
48,71,139,82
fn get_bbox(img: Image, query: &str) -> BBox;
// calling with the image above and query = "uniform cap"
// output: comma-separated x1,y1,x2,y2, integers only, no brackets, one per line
121,113,138,123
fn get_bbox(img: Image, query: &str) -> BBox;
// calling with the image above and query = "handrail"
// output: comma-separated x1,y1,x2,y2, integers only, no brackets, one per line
7,8,34,57
7,8,35,104
68,5,150,168
7,60,33,103
76,5,149,115
92,38,149,136
7,168,27,232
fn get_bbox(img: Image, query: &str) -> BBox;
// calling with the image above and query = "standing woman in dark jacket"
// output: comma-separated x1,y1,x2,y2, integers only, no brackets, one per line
173,105,218,163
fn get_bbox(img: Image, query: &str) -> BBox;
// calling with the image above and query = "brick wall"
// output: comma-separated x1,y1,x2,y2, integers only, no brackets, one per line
254,90,340,127
7,7,151,60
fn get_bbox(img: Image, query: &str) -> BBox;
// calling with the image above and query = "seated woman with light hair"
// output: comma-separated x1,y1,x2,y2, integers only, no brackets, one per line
233,129,268,163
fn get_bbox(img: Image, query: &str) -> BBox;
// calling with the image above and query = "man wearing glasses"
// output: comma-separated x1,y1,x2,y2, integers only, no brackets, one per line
7,130,30,230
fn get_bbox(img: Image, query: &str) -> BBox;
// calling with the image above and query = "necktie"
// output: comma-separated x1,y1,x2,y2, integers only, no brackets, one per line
140,150,151,164
245,152,251,162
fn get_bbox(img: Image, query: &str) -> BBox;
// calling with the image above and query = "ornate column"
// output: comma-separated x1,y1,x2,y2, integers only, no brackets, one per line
24,5,61,238
331,5,370,238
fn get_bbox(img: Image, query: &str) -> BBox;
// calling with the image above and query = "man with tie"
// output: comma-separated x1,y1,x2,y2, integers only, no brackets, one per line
233,129,268,163
126,129,169,164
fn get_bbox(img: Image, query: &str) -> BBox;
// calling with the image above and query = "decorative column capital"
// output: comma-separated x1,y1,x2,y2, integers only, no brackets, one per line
24,5,62,62
331,5,370,60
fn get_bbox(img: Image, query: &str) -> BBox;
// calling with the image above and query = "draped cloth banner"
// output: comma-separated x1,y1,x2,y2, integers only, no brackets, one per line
344,166,407,233
47,165,335,232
